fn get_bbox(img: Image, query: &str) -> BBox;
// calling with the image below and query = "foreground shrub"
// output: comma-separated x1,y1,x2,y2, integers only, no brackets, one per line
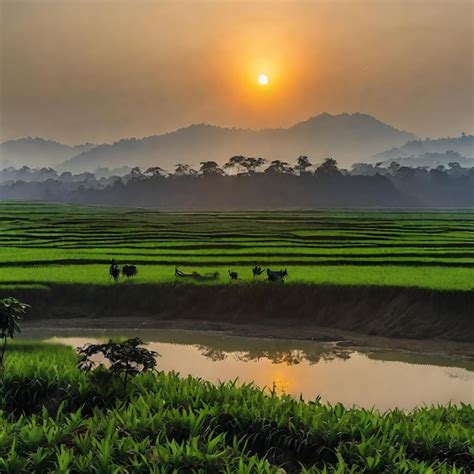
0,297,29,369
78,337,159,393
0,342,472,472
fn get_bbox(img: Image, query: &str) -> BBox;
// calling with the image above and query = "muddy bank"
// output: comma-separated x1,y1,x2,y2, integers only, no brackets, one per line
22,316,474,361
3,283,473,342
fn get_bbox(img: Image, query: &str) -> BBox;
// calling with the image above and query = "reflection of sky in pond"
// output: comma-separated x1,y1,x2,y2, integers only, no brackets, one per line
20,328,474,410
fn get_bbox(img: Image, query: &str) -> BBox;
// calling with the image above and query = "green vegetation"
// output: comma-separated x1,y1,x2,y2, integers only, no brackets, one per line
0,297,29,368
77,337,158,392
0,202,473,290
1,341,472,473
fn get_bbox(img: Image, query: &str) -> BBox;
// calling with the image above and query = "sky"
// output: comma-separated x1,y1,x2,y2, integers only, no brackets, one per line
1,0,473,144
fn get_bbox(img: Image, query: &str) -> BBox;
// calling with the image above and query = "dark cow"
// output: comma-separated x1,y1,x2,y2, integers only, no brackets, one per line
228,270,238,280
267,268,288,282
122,264,138,278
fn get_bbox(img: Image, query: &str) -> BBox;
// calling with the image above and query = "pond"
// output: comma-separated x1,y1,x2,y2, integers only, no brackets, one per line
20,328,474,410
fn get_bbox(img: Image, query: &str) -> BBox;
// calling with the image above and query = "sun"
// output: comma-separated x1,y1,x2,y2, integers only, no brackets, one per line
258,73,268,85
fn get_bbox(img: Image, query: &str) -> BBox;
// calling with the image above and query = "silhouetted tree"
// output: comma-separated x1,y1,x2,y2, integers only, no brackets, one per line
224,156,266,175
242,157,266,174
124,167,144,181
59,171,73,182
224,156,246,174
315,158,340,177
199,161,224,176
144,166,166,177
264,160,295,174
295,156,312,175
174,163,197,176
395,166,417,179
1,158,473,207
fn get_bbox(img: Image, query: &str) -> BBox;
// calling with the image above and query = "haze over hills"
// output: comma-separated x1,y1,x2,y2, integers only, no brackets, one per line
373,135,474,163
7,113,472,173
0,138,97,168
60,113,415,172
375,151,474,169
1,113,473,208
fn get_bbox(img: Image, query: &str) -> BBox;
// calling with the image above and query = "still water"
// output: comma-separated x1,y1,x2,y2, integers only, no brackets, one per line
21,328,473,410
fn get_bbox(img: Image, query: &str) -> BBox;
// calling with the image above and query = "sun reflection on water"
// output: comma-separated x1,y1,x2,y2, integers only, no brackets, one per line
29,330,474,410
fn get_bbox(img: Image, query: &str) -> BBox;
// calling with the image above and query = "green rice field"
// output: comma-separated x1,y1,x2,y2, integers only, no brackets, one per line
1,202,473,290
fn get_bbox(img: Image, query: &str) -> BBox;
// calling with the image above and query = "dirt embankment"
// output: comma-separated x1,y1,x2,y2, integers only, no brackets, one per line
3,283,473,343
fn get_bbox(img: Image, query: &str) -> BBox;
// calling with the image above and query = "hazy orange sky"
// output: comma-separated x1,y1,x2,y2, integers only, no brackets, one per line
1,0,473,144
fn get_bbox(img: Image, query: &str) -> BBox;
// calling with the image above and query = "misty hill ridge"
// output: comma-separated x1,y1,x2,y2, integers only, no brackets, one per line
61,113,416,172
0,137,97,168
373,135,474,162
377,151,474,169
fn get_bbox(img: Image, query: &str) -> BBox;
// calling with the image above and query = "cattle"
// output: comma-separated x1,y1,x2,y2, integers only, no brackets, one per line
122,264,138,278
228,270,238,280
267,268,288,282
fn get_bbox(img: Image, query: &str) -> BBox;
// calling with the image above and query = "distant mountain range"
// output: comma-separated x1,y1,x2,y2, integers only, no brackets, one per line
376,151,474,169
373,135,474,162
0,113,416,172
0,138,96,168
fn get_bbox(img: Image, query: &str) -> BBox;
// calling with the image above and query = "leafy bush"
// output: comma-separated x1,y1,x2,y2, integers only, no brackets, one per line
0,342,472,472
0,297,29,368
78,337,158,391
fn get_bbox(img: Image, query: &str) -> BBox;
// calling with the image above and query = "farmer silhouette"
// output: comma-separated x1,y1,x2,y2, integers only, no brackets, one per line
109,259,120,281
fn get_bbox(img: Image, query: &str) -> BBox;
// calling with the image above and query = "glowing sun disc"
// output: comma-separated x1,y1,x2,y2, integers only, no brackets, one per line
258,74,268,85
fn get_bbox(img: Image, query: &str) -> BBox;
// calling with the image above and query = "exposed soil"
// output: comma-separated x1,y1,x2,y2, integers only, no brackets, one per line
4,283,474,357
23,315,474,361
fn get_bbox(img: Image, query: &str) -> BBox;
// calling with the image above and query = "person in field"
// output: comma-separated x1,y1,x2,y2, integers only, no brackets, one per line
252,265,264,277
109,259,120,282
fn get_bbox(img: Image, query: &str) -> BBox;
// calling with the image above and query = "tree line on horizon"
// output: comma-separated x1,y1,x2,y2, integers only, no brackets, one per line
0,155,473,208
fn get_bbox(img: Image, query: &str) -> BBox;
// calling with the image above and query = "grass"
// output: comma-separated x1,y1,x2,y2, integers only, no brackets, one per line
0,264,473,291
0,341,473,472
0,202,473,291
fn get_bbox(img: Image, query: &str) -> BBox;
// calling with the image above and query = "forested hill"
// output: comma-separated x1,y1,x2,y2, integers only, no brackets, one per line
2,159,473,208
0,138,97,168
59,113,415,172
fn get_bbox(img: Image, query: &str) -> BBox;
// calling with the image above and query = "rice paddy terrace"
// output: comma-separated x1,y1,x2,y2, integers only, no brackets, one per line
1,202,473,290
0,202,473,340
